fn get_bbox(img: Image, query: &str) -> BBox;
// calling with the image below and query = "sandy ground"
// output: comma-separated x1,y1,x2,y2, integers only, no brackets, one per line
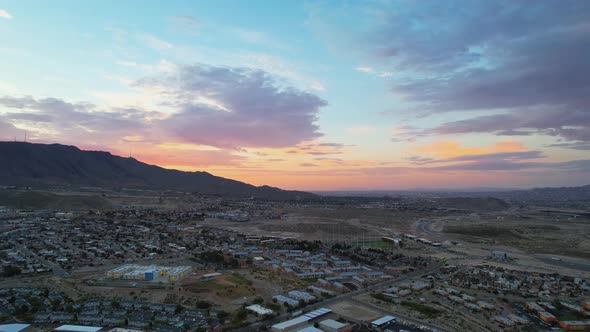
327,300,382,322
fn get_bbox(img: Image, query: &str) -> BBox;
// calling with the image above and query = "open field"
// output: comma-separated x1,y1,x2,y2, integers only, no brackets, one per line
443,215,590,259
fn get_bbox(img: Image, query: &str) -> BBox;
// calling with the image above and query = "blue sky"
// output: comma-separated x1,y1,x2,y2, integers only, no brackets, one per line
1,1,589,190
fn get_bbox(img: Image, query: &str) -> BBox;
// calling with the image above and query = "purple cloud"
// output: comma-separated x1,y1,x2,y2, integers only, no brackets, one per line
136,64,326,148
429,109,590,142
0,120,22,141
0,96,154,133
355,1,590,144
546,142,590,151
407,150,545,170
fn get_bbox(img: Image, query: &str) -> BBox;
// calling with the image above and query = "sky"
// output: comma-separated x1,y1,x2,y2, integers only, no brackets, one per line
1,0,589,191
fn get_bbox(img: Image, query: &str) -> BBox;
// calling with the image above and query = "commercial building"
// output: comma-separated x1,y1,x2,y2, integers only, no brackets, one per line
537,310,556,323
246,305,274,316
106,264,191,282
270,308,331,332
561,301,589,315
558,321,590,331
54,326,102,332
507,314,528,324
288,291,316,302
0,324,33,332
494,316,515,327
273,295,300,306
295,327,322,332
371,316,396,329
318,319,352,332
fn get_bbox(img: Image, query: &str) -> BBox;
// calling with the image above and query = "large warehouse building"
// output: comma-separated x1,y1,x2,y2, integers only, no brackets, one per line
106,264,192,282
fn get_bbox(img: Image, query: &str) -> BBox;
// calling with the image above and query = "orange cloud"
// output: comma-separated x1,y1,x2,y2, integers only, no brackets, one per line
410,140,526,158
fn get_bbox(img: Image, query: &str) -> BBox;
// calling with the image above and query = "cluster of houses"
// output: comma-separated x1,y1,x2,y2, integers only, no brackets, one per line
525,300,590,330
380,280,432,299
0,210,251,274
0,288,214,332
447,265,589,298
229,246,391,291
432,287,497,312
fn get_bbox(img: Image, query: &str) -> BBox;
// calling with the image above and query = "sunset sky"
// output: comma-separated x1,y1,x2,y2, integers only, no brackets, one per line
1,1,589,190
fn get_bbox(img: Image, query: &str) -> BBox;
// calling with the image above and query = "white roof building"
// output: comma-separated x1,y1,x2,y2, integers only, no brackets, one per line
371,316,396,327
54,325,102,332
0,324,31,332
246,304,274,316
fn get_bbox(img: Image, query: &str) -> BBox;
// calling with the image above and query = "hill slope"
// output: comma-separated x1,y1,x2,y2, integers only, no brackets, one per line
0,142,315,200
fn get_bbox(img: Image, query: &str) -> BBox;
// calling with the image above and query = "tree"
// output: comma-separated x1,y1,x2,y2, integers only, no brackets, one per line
234,308,248,322
217,311,229,324
1,265,21,277
195,301,211,309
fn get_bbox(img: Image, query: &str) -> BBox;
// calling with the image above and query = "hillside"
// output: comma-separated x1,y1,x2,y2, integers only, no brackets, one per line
0,142,315,200
0,191,113,210
433,197,510,210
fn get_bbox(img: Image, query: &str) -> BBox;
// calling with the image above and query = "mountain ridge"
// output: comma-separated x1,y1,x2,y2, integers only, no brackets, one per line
0,141,315,200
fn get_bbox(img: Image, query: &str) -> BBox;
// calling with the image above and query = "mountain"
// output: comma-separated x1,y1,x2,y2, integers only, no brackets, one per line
0,142,315,200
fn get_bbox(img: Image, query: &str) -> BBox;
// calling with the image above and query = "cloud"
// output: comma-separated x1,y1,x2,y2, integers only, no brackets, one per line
0,95,160,146
135,64,326,148
300,163,318,167
0,96,155,132
355,67,373,73
390,155,590,173
232,28,288,50
0,9,12,19
239,53,326,92
317,142,347,148
332,1,590,144
139,34,173,51
407,156,436,165
169,15,200,34
402,139,562,172
137,148,246,168
426,109,590,142
410,140,527,159
546,142,590,151
0,120,21,141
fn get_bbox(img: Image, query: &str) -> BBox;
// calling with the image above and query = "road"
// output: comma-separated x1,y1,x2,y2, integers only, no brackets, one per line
416,219,450,242
15,243,69,277
240,264,446,331
348,298,451,332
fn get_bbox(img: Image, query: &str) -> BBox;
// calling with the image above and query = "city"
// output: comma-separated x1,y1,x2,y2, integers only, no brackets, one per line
1,185,589,331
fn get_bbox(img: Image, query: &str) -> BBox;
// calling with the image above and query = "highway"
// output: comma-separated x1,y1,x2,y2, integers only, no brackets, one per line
240,263,447,331
416,219,449,242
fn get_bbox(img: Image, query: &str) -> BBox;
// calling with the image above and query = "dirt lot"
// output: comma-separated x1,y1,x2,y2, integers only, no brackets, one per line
327,300,382,322
443,215,590,259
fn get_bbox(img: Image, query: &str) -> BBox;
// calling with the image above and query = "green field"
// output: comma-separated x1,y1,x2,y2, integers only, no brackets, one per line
350,240,395,249
227,273,252,286
401,301,442,318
